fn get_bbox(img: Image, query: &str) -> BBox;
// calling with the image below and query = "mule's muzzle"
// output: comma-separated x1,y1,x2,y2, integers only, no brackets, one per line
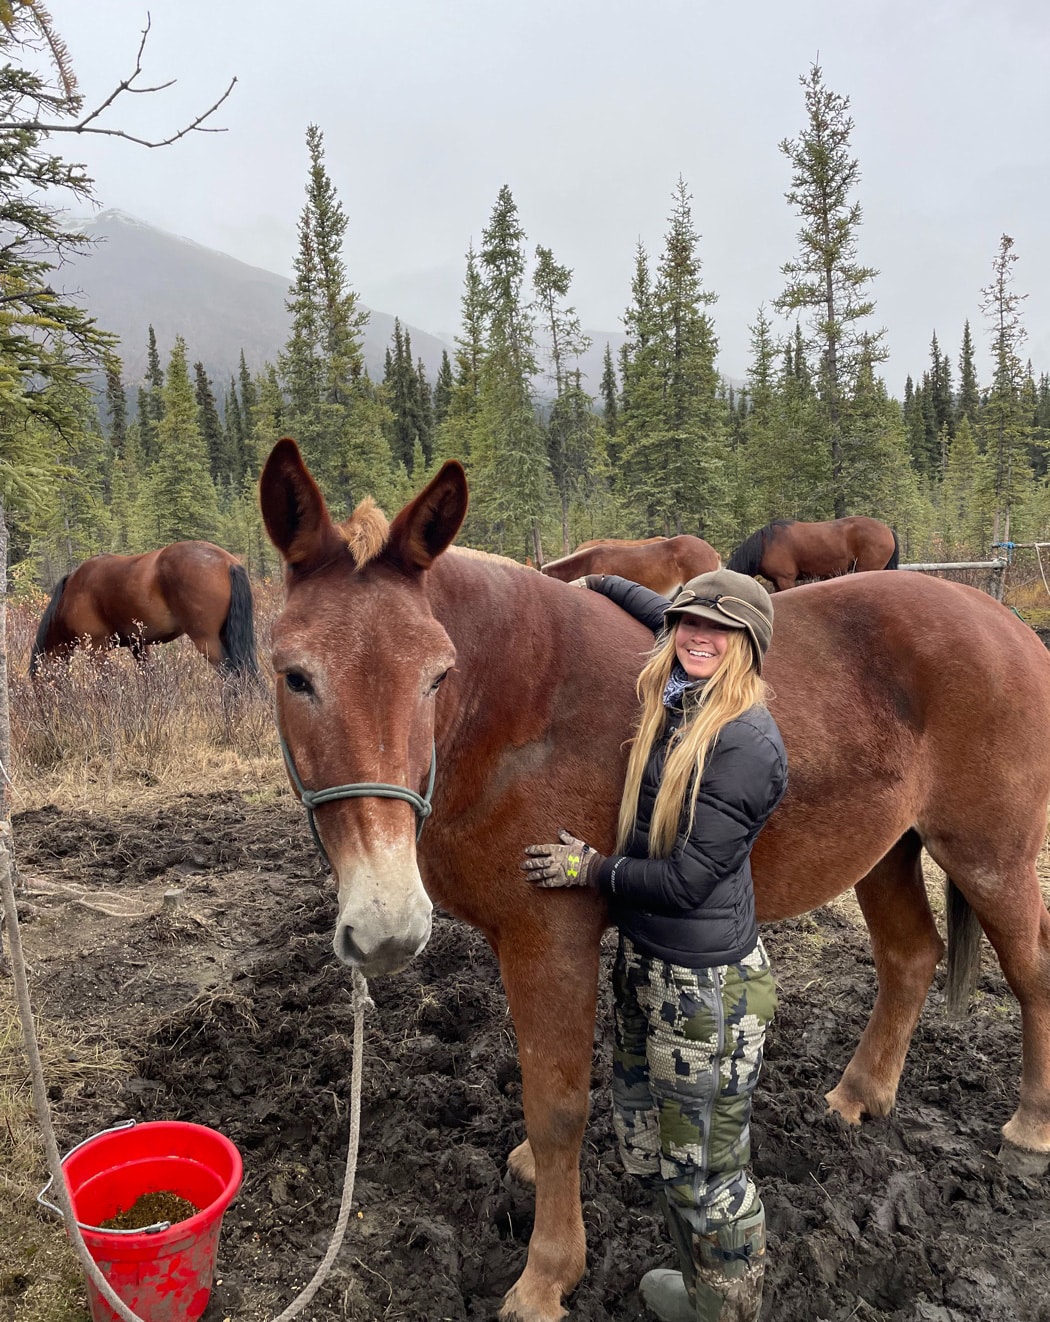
334,909,433,976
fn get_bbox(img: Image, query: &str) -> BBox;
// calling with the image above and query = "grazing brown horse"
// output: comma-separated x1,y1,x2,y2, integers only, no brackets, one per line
260,438,1050,1322
540,534,720,594
727,515,899,591
30,541,258,680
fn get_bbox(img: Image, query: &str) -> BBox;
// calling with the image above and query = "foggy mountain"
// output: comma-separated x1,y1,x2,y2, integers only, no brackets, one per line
57,210,626,400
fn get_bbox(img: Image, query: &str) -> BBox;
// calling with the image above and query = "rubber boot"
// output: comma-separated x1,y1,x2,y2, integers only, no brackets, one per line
638,1191,699,1322
692,1201,767,1322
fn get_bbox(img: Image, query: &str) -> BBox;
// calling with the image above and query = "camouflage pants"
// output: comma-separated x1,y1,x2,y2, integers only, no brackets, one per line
612,932,777,1233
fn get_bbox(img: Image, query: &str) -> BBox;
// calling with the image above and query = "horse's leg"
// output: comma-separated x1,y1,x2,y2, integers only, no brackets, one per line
825,832,944,1123
947,866,1050,1152
187,632,225,668
497,923,602,1322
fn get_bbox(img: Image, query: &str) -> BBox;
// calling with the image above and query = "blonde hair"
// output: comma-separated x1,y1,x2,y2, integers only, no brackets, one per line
616,627,767,856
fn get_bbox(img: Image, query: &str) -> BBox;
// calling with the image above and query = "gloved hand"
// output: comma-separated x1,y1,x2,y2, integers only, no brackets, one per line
521,829,605,889
567,574,605,589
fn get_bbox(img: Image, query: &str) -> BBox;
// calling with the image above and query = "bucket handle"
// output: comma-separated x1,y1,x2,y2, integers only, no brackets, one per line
37,1119,172,1235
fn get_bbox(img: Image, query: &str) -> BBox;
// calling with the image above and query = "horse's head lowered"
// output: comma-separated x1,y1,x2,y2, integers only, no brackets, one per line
259,439,467,977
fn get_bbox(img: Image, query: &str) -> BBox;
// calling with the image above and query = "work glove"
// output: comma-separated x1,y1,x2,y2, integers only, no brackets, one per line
567,575,605,589
521,829,605,889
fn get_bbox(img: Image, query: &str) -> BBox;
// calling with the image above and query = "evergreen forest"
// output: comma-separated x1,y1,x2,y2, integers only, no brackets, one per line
3,14,1048,596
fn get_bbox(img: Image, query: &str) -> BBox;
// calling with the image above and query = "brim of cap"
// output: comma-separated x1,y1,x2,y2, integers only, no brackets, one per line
664,602,747,630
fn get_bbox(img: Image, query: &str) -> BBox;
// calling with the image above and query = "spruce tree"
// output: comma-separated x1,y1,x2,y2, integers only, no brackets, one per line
138,325,165,463
532,244,595,553
619,182,725,538
415,356,433,465
147,336,220,543
105,366,128,459
956,320,981,428
776,63,883,516
472,188,550,559
433,350,454,429
223,380,245,483
929,332,954,445
940,416,995,556
384,318,428,474
193,361,231,483
279,123,379,510
236,350,259,479
431,247,486,472
599,342,619,435
617,241,663,528
980,234,1030,542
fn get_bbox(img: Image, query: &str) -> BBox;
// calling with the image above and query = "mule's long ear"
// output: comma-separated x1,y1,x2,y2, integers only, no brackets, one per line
259,438,343,571
387,460,469,572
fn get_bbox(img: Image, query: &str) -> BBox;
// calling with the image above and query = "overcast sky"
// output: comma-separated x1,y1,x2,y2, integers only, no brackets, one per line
47,0,1050,388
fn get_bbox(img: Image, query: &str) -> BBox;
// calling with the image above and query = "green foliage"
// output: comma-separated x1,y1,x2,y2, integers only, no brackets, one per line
617,181,726,539
279,123,380,510
9,24,1050,593
776,62,884,517
980,234,1031,541
383,319,431,475
462,187,551,558
0,16,120,551
142,337,220,543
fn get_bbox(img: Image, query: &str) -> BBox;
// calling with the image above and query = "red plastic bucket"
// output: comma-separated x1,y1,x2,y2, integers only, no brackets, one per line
43,1119,242,1322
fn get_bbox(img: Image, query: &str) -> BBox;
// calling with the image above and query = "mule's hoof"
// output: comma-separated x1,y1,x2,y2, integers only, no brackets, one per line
823,1086,865,1126
825,1081,895,1125
997,1142,1050,1179
507,1138,537,1186
499,1280,567,1322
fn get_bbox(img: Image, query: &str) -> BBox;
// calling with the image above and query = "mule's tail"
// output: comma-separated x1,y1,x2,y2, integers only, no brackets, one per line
220,564,260,681
29,575,69,675
884,529,901,570
944,877,982,1018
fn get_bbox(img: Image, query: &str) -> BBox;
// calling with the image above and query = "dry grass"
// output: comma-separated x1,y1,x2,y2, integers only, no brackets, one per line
0,995,133,1315
6,581,287,812
2,583,288,1318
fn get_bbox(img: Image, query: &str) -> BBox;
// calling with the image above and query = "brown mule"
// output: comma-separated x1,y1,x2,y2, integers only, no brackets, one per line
260,439,1050,1322
727,515,899,590
541,534,720,595
30,541,258,679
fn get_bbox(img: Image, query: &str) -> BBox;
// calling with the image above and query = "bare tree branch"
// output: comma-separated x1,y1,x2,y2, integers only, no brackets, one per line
0,13,237,146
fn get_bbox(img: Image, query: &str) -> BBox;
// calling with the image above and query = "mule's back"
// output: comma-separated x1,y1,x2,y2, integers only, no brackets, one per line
542,537,714,594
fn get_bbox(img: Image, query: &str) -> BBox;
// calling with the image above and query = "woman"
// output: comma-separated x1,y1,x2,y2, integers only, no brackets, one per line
521,567,787,1322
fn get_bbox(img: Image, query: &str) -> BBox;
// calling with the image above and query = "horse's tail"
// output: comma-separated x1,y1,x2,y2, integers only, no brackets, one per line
944,877,982,1018
726,526,767,577
884,528,901,570
220,564,260,681
29,575,69,675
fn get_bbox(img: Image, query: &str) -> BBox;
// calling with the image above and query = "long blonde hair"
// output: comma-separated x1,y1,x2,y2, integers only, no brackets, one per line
616,627,767,856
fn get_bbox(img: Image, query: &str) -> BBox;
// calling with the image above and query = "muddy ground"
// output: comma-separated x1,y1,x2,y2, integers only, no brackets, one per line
9,788,1050,1322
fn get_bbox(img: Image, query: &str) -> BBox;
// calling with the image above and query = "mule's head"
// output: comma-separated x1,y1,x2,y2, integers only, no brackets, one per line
260,439,467,977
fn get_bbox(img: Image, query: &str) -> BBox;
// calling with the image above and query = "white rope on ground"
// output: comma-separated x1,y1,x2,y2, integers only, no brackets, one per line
1,833,371,1322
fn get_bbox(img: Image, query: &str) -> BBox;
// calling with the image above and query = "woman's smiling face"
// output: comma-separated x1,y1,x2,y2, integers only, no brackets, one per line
674,615,736,680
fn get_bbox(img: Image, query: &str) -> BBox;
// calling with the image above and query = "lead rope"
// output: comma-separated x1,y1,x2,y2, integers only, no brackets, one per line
1,834,371,1322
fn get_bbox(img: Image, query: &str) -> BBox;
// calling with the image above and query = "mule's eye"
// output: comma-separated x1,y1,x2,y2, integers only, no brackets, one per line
285,670,313,696
428,669,450,696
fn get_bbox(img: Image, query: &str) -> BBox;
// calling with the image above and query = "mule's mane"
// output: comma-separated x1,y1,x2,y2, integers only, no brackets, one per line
338,498,390,567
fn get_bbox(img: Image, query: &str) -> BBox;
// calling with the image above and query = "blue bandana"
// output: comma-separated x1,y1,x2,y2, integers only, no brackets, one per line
662,662,702,709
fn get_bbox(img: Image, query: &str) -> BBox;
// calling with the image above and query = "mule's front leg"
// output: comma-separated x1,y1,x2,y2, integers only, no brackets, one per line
497,922,602,1322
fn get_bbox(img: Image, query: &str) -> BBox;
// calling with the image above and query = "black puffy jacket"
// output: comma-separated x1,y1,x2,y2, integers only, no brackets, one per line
588,576,788,967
